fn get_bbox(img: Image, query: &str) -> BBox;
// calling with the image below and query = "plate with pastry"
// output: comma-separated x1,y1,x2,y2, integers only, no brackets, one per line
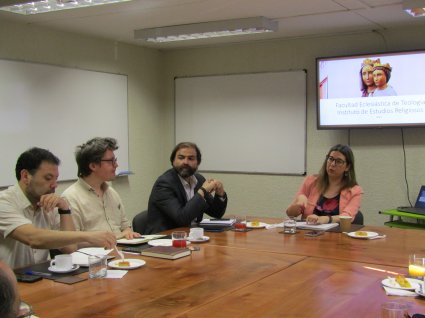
381,275,421,290
108,259,146,270
347,231,379,239
246,221,267,229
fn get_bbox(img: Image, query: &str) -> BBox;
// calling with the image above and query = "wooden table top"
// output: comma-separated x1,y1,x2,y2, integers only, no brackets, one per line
18,219,425,317
205,222,425,267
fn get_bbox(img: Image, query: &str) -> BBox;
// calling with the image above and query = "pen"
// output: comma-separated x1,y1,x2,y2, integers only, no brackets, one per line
24,271,52,277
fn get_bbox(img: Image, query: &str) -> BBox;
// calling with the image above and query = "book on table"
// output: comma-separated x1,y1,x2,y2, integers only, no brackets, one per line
141,246,191,260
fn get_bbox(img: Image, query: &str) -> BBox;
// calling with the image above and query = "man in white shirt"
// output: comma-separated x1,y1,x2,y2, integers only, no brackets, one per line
0,147,116,268
0,261,20,318
62,137,140,239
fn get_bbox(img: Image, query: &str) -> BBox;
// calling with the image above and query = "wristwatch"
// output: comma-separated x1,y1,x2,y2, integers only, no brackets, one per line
58,208,71,215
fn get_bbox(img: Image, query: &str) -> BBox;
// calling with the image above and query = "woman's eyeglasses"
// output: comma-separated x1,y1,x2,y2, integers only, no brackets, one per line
326,155,346,166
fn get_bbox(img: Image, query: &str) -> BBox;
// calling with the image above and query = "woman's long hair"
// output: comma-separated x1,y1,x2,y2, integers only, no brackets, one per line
316,144,358,194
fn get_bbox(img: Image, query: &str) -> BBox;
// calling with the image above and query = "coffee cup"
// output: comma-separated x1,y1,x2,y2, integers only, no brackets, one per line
339,215,352,232
50,254,73,270
189,227,204,240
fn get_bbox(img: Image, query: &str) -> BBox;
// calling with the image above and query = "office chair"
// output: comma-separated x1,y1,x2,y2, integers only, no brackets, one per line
352,211,364,225
132,210,148,235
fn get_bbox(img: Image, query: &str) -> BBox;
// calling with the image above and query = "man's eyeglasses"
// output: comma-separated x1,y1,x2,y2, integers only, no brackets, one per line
326,155,346,166
101,157,118,165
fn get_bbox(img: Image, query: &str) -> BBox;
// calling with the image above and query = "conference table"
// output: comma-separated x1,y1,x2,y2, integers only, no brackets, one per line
17,218,425,317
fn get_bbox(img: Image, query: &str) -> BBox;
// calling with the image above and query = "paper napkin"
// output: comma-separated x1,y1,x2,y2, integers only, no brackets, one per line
106,270,128,279
265,222,283,229
383,286,417,297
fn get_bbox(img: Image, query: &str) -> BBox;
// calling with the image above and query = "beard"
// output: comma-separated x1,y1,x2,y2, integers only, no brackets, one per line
175,165,196,178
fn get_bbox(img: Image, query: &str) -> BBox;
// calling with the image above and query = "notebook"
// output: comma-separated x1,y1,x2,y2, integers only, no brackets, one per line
198,218,236,231
397,185,425,215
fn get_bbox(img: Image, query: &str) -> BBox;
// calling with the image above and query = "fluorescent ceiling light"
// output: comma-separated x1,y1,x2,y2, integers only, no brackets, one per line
0,0,131,15
134,17,278,43
403,0,425,17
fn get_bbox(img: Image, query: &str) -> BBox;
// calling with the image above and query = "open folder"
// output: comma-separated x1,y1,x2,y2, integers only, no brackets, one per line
71,248,113,267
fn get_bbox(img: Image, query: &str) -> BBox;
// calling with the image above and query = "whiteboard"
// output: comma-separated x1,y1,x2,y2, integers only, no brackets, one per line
0,59,129,187
175,71,307,175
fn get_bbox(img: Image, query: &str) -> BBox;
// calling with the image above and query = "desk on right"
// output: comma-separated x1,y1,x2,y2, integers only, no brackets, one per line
380,209,425,230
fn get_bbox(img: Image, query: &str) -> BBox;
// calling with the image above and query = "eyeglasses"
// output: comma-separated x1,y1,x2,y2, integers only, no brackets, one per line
100,157,118,165
326,155,346,167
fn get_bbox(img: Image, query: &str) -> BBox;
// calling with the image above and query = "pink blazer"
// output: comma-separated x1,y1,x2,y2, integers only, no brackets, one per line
295,175,363,219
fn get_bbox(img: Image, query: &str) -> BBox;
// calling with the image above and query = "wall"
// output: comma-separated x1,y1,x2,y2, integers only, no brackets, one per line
162,27,425,225
0,19,163,220
1,18,425,226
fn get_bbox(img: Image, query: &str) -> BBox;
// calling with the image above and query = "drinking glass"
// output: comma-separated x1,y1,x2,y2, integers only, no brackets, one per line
408,254,425,278
234,215,247,230
381,301,409,318
283,217,297,234
88,255,107,279
172,231,187,248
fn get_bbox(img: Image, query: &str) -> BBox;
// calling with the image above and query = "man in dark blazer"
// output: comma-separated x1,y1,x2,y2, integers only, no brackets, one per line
145,142,228,234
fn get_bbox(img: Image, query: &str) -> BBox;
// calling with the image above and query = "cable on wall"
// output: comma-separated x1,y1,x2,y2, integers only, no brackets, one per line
401,128,413,206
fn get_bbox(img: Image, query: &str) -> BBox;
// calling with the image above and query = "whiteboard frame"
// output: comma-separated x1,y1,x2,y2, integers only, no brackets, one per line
174,70,307,175
0,58,129,187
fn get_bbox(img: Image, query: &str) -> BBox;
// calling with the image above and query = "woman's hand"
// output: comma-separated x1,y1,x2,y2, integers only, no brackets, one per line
306,215,330,225
286,195,307,217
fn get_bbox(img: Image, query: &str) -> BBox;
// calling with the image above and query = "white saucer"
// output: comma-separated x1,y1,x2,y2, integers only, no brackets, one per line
148,239,191,247
48,264,80,273
108,259,146,270
187,235,210,243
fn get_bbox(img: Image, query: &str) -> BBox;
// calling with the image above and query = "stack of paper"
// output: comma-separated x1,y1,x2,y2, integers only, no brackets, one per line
199,218,236,225
117,234,167,245
296,222,339,231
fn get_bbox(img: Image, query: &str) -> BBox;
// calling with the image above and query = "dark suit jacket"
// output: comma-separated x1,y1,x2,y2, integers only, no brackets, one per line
145,168,227,234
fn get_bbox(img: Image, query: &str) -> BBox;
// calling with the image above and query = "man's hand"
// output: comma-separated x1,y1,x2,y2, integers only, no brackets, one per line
201,179,216,193
86,231,117,249
211,179,225,196
38,194,69,212
119,228,142,240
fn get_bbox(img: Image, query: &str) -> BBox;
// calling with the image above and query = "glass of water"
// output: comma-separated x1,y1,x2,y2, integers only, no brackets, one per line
88,255,107,279
283,217,297,234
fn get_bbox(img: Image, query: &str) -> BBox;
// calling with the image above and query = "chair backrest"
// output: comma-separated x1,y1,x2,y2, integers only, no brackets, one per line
132,210,148,234
352,210,364,225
